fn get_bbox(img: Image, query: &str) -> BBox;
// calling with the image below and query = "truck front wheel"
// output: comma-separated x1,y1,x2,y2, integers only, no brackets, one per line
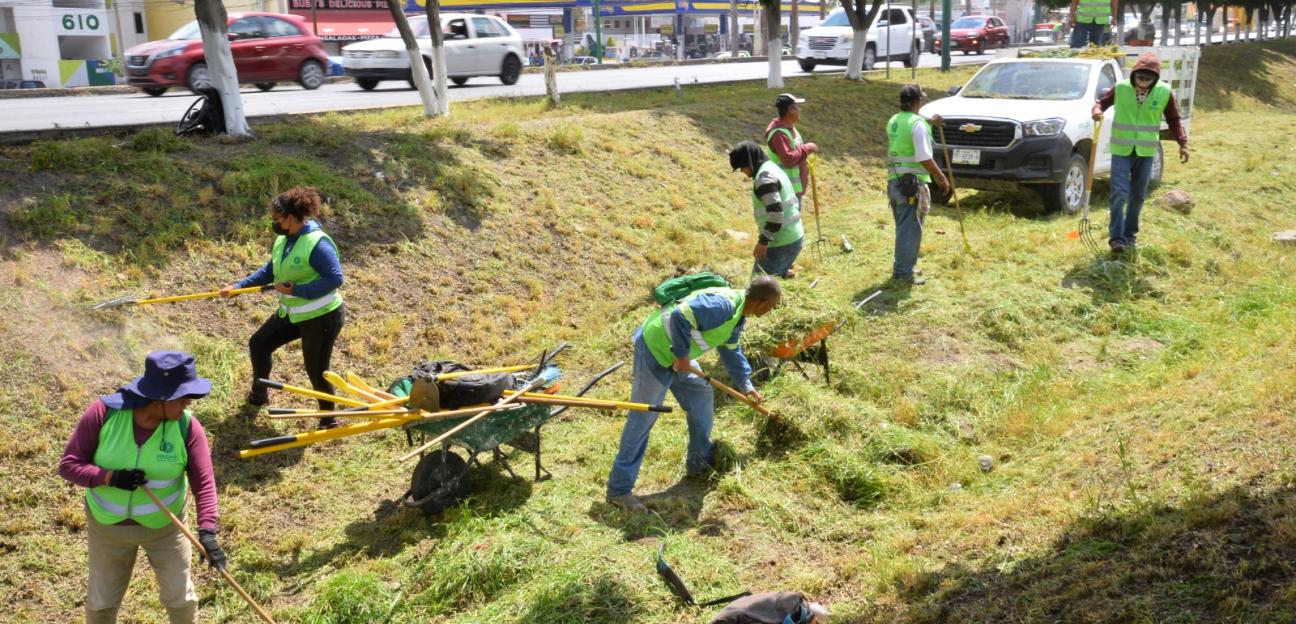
1039,153,1088,214
799,60,817,72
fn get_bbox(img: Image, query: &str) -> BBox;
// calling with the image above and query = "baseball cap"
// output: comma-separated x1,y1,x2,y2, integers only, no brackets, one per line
775,93,806,108
900,83,928,105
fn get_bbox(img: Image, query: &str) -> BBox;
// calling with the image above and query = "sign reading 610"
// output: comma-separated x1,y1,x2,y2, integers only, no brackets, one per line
61,13,102,33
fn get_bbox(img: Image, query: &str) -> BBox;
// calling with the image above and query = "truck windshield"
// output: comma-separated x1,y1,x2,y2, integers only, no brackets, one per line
961,62,1092,100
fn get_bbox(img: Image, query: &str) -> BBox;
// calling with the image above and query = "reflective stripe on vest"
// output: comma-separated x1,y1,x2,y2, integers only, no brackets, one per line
764,126,804,194
270,227,344,324
85,408,189,529
1075,0,1111,24
886,111,933,183
751,160,805,248
641,287,746,368
1110,82,1170,157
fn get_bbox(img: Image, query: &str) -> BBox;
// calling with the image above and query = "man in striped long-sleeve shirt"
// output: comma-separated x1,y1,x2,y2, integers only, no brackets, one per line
729,141,804,278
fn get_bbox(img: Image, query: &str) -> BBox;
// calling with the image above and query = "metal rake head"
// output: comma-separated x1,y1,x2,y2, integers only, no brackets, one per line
90,295,139,310
1077,215,1102,253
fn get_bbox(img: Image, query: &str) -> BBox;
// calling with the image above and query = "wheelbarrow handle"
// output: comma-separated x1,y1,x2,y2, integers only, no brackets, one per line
548,361,625,418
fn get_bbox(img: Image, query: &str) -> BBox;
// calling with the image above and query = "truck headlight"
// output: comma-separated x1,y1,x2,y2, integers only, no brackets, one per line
1023,118,1065,136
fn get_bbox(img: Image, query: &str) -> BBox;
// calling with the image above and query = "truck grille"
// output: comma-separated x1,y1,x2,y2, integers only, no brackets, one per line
345,50,373,59
807,36,837,51
936,118,1016,148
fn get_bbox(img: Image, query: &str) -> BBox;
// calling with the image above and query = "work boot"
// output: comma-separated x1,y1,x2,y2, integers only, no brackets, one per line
244,392,268,407
1109,240,1126,254
607,494,648,514
318,417,341,430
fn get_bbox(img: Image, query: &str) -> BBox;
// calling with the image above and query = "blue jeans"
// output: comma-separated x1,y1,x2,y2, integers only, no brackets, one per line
888,178,924,280
752,236,804,278
606,333,715,498
1109,154,1154,245
1069,22,1110,48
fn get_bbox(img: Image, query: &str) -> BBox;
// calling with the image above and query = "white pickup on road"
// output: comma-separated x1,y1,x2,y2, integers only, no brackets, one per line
796,6,924,72
920,46,1199,213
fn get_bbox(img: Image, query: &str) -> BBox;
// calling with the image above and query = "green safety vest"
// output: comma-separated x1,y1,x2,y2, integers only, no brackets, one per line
1110,81,1170,158
271,228,343,324
886,111,933,184
641,287,746,369
86,408,190,529
752,160,804,248
1075,0,1111,25
764,125,805,195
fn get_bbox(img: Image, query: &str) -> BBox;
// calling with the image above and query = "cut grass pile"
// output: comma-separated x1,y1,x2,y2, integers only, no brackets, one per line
0,40,1295,623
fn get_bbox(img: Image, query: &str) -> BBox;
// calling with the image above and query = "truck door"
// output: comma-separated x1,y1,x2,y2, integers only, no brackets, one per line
883,8,912,58
1094,62,1118,174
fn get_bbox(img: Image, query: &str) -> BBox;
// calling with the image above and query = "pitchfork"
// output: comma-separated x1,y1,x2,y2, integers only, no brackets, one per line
1069,118,1104,253
807,155,829,261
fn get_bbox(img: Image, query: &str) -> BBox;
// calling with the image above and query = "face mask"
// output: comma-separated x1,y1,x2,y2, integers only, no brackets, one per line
272,221,289,236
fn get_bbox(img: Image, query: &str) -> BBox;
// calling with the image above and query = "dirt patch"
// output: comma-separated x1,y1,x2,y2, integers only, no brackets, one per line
1114,337,1164,358
1061,340,1100,372
913,326,1019,372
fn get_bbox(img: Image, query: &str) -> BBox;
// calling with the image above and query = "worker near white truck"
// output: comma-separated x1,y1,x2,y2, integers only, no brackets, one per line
885,84,951,286
1091,52,1190,254
1067,0,1116,48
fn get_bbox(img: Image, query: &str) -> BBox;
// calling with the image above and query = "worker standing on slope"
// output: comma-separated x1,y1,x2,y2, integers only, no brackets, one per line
1092,52,1190,254
731,141,805,278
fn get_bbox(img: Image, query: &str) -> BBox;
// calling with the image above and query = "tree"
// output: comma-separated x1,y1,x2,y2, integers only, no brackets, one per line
838,0,886,79
193,0,250,137
762,0,783,87
731,0,741,53
790,0,800,57
385,0,447,117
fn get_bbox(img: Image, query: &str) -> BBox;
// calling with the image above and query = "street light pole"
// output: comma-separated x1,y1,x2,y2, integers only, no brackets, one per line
593,0,603,64
941,0,950,71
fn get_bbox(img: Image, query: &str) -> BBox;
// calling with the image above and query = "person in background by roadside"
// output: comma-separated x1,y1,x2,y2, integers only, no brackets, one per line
1068,0,1116,47
730,141,805,278
885,84,950,286
765,93,819,199
59,351,224,624
221,186,346,429
1092,52,1189,254
605,277,781,514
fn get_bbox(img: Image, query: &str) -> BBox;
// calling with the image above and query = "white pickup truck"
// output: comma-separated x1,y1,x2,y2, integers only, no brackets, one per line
796,6,923,72
920,46,1199,213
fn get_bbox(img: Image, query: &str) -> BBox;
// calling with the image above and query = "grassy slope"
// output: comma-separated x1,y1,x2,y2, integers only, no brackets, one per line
0,41,1294,623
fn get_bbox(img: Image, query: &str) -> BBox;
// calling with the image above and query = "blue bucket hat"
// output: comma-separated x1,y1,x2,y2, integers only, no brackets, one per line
102,351,212,409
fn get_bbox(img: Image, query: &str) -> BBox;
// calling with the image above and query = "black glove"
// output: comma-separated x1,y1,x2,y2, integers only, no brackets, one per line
108,469,147,491
197,529,228,571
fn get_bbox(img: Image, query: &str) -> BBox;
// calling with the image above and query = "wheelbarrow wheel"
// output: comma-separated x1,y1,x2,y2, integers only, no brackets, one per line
404,449,470,515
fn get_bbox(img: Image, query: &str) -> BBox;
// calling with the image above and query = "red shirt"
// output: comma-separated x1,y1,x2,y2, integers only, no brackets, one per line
765,117,812,192
1096,83,1188,149
58,399,219,531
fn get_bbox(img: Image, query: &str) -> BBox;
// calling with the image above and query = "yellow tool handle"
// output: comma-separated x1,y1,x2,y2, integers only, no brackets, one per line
240,415,417,458
139,489,277,623
267,409,416,420
256,379,368,408
516,394,670,413
323,371,383,403
1085,118,1102,194
436,363,535,380
345,372,397,400
137,284,269,306
687,366,774,417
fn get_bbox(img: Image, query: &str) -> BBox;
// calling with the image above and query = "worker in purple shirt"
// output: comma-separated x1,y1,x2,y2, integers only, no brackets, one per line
220,186,346,428
59,351,222,624
606,277,781,514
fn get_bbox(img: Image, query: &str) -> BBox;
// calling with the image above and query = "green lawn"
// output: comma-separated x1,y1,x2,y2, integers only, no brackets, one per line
1,40,1295,623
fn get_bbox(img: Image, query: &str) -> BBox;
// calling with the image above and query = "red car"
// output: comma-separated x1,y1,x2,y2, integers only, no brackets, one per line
934,15,1011,55
125,12,328,96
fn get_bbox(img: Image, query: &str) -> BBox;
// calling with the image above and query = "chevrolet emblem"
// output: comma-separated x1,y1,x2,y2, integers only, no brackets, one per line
959,123,982,133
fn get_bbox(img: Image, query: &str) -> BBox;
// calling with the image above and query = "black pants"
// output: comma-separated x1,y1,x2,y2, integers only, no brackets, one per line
249,304,345,410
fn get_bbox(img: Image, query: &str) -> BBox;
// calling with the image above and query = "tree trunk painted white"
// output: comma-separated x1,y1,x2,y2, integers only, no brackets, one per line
383,0,439,117
194,0,249,137
426,0,450,116
543,46,559,107
845,31,867,79
767,40,783,87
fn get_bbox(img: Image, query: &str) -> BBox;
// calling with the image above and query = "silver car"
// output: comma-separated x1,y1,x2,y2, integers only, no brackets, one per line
342,13,524,90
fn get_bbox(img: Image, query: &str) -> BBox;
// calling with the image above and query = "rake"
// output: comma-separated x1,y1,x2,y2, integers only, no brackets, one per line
934,123,973,255
92,284,274,310
1068,118,1104,253
807,155,829,261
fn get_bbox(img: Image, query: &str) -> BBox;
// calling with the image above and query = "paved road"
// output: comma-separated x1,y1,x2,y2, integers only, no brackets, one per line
0,53,989,134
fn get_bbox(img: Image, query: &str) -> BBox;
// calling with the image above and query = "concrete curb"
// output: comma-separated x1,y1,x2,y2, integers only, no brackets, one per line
521,55,769,74
0,75,352,100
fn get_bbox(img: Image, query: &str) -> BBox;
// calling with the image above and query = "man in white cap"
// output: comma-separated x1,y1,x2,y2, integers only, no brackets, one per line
765,93,819,200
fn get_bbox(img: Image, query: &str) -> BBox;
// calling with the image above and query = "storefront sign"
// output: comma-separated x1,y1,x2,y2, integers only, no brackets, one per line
0,33,20,59
290,0,392,10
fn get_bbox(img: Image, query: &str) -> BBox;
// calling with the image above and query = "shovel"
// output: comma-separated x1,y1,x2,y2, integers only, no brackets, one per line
92,284,275,310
